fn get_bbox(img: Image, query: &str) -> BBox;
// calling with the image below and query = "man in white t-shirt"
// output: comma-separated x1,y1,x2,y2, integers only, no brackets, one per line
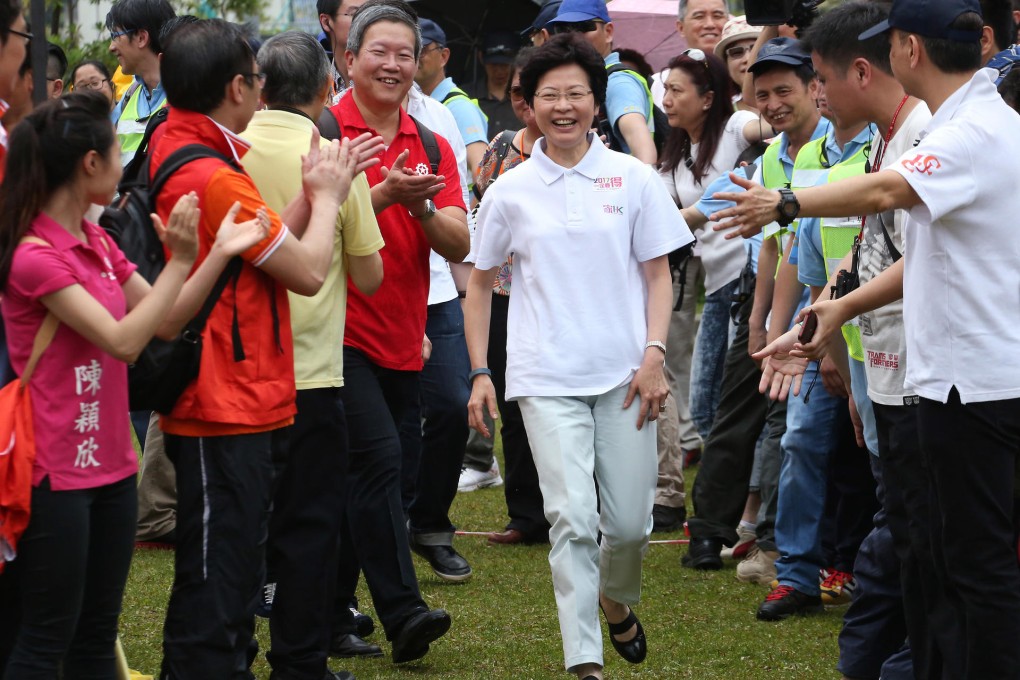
715,0,1020,674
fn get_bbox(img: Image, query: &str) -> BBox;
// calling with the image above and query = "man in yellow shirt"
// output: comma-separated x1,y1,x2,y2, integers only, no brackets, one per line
241,30,384,680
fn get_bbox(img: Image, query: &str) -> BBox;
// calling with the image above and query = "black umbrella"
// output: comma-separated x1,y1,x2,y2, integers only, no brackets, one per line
410,0,542,83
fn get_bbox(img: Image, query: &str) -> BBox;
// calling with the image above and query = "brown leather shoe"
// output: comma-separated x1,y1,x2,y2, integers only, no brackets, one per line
487,529,524,545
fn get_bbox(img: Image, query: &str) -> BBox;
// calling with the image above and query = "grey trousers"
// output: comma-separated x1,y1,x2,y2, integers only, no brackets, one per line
135,412,176,541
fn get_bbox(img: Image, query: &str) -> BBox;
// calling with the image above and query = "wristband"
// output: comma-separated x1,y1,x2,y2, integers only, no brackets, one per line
468,367,492,381
645,340,667,355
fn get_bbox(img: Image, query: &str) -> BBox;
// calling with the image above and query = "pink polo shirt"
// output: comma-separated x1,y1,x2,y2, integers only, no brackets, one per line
1,214,138,491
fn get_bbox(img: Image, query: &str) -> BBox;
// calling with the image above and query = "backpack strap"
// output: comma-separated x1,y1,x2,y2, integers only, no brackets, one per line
317,106,342,141
149,144,238,212
487,129,518,185
409,115,441,175
15,237,59,386
119,107,171,190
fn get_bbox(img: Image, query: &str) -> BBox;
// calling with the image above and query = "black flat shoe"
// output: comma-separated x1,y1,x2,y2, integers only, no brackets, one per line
601,606,647,664
329,633,383,658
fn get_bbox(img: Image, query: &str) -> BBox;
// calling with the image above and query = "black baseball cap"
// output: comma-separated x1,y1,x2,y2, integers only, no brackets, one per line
858,0,982,42
483,32,518,64
522,0,562,38
748,37,813,75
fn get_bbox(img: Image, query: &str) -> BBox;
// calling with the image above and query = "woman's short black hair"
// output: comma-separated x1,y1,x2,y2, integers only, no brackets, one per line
519,32,608,108
161,19,255,114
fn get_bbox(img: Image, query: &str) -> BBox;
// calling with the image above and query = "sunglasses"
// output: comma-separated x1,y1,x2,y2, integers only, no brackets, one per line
509,85,525,102
548,20,600,35
725,44,753,61
683,48,709,67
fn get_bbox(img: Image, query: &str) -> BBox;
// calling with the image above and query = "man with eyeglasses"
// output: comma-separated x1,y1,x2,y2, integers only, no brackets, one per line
317,0,359,104
105,0,175,167
546,0,658,164
149,18,378,678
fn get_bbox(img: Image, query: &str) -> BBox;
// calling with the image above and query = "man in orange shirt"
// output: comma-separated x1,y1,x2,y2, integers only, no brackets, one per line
151,19,380,679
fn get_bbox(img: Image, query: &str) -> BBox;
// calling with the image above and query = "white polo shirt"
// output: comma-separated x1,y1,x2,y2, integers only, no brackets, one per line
889,68,1020,404
474,134,695,400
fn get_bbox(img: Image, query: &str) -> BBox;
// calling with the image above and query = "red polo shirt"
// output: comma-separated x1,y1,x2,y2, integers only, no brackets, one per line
150,108,295,437
329,94,464,371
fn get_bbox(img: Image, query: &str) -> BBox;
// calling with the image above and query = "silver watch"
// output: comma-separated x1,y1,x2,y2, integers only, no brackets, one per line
411,199,437,221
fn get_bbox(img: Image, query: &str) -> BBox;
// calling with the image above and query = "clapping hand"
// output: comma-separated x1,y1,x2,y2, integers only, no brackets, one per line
214,201,271,257
378,149,446,211
154,191,200,264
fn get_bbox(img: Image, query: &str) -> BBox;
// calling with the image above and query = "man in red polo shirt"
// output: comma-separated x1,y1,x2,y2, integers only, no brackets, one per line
322,0,469,665
150,19,379,680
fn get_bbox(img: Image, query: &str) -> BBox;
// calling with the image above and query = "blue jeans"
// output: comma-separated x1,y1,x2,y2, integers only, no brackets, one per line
848,357,878,455
402,298,471,541
690,279,737,439
774,360,847,595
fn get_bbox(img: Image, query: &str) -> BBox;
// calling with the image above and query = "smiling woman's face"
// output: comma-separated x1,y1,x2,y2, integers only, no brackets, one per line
532,63,597,156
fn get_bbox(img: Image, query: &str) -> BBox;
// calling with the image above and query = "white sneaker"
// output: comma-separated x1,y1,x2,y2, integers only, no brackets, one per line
720,525,757,560
458,461,503,492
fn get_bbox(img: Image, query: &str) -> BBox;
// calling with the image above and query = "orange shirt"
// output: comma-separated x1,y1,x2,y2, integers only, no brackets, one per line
150,109,295,437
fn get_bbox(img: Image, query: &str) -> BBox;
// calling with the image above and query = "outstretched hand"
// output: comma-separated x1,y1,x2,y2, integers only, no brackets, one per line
788,299,846,360
757,353,809,402
154,191,199,264
214,201,271,257
709,172,782,240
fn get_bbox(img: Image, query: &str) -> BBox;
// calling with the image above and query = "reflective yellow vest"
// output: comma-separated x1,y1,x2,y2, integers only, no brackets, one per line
116,82,167,166
801,134,871,361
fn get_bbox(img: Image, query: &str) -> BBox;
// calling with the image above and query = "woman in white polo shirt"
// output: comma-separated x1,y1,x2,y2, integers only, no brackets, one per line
464,33,694,680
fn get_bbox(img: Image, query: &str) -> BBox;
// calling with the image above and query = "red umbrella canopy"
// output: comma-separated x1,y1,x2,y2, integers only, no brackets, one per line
607,0,689,72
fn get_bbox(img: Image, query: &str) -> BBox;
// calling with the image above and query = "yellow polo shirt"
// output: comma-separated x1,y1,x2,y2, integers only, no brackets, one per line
241,109,384,389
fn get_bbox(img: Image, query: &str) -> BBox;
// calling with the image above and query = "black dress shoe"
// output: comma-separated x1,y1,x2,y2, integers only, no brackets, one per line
409,542,472,582
681,537,723,570
651,504,686,533
326,671,354,680
390,609,451,663
346,601,375,638
329,633,383,658
601,606,647,664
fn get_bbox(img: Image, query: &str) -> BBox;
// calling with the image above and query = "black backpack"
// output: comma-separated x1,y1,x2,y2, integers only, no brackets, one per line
597,63,670,157
99,109,244,414
316,106,442,174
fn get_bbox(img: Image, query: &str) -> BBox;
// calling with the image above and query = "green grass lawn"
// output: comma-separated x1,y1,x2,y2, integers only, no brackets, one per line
120,451,844,679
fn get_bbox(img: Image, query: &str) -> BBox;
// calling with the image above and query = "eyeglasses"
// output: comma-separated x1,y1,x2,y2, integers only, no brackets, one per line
724,44,752,61
72,78,110,91
548,20,601,35
240,71,267,86
509,85,524,102
8,27,32,45
534,88,592,104
683,48,709,68
109,28,136,41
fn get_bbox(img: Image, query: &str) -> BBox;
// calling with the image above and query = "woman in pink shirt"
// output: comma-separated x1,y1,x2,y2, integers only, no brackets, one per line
0,91,266,678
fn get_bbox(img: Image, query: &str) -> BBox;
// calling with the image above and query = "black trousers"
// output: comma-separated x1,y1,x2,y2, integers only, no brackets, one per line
688,288,783,550
918,390,1020,680
4,475,136,680
488,292,549,539
401,298,471,541
161,430,283,680
267,389,349,679
334,348,426,640
824,421,878,573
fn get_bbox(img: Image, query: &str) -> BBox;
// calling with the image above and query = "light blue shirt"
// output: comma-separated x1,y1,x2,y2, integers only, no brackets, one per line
111,75,166,126
431,77,489,146
793,123,877,286
604,52,651,154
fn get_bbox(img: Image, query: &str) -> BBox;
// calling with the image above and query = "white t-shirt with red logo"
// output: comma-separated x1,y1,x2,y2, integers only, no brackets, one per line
474,135,694,400
857,101,930,406
890,68,1020,404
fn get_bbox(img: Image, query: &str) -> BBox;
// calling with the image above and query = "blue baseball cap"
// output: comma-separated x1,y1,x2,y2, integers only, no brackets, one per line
547,0,611,25
419,19,447,47
858,0,982,42
748,37,814,74
522,0,562,38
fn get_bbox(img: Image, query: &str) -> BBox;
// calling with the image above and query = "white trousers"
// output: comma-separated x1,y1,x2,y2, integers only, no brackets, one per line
518,383,658,671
